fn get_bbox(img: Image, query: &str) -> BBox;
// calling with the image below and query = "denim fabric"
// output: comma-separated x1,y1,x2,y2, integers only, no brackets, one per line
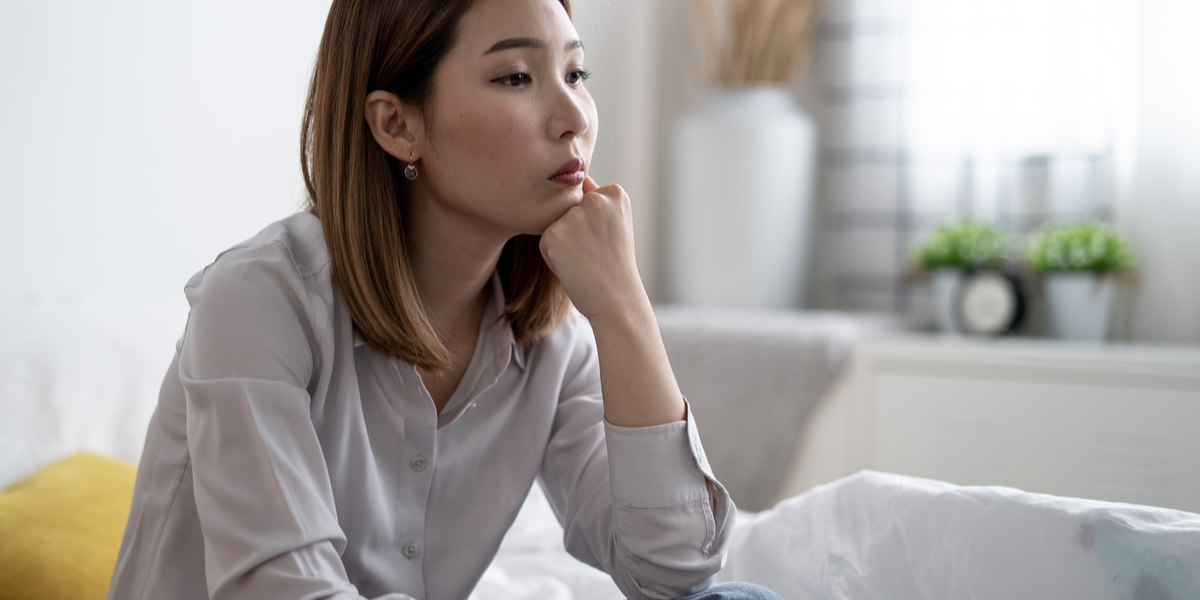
672,582,784,600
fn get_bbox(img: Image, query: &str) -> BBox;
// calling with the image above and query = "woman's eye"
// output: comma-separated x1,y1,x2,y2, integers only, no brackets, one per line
566,70,592,85
493,73,532,87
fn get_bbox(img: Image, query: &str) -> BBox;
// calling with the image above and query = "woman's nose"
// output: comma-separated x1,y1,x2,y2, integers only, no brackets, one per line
547,86,591,141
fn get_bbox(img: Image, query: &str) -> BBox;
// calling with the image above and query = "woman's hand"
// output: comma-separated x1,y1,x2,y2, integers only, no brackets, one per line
539,176,686,428
539,175,646,323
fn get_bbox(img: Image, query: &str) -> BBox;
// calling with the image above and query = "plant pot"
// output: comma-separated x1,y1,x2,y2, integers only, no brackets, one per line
931,268,964,333
667,86,816,308
1043,272,1116,341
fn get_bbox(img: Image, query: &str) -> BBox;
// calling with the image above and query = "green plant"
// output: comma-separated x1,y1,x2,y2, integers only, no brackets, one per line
1026,221,1137,272
910,219,1015,270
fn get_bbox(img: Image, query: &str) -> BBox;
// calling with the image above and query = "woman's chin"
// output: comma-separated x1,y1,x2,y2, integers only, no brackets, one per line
527,213,567,236
501,186,584,236
549,187,585,214
525,207,575,236
547,179,584,200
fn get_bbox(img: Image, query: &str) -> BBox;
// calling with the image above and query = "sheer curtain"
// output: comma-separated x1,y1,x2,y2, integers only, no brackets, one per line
902,0,1138,227
808,0,1200,345
900,0,1200,343
1119,0,1200,343
904,0,1136,157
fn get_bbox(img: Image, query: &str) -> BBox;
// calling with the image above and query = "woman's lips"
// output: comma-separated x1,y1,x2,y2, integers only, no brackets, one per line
550,170,585,185
549,157,585,185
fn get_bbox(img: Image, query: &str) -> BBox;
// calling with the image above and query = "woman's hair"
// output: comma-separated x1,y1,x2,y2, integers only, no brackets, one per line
301,0,573,371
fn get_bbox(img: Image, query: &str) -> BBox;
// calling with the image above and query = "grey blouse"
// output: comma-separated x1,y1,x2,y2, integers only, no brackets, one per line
107,212,734,600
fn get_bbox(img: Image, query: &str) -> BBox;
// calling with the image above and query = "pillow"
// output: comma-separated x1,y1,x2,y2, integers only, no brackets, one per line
0,452,136,600
0,295,188,490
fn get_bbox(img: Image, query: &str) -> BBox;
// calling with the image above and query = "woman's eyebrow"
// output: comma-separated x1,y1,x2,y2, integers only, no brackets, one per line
482,38,584,56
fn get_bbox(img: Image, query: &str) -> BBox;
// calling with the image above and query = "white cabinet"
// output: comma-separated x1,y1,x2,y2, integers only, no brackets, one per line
781,336,1200,514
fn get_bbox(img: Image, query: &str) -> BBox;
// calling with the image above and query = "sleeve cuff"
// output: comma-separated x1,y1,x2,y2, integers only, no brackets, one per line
603,399,717,508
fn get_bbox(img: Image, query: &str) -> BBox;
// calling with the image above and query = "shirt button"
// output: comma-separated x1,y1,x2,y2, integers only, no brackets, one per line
403,541,420,559
410,455,427,472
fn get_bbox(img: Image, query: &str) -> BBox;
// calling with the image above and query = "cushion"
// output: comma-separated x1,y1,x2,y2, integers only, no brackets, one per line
655,307,898,510
0,295,188,490
0,452,136,600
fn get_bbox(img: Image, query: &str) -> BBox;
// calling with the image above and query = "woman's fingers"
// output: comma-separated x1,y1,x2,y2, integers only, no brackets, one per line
540,175,601,276
540,182,642,321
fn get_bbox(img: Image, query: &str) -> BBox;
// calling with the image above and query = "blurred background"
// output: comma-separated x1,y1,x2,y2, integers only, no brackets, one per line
3,0,1200,526
1,0,1197,345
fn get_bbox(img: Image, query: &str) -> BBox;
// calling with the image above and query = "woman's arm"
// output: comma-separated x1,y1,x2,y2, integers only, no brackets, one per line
538,178,733,592
537,313,734,600
176,239,414,600
538,176,685,429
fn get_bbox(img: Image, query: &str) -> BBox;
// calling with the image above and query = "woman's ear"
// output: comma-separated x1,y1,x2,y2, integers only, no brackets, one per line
365,90,423,161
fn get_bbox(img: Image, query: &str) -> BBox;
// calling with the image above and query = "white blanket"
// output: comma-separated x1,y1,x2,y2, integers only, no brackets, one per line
487,472,1200,600
720,471,1200,600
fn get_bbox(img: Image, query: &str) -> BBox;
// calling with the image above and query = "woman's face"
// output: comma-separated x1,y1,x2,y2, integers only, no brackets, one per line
414,0,598,237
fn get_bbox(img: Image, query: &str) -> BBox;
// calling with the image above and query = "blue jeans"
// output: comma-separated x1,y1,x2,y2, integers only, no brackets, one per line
672,582,784,600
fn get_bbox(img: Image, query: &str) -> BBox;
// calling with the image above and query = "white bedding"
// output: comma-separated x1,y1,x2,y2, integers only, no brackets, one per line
480,470,1200,600
4,296,1199,600
719,471,1200,600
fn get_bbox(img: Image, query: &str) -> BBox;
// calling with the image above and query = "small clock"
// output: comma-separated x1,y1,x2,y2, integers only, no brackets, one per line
956,268,1026,336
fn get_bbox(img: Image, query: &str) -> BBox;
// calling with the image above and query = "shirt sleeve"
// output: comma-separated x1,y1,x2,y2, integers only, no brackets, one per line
178,240,414,600
537,314,736,600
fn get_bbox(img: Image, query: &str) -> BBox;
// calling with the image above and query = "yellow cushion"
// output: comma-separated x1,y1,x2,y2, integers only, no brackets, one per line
0,452,136,600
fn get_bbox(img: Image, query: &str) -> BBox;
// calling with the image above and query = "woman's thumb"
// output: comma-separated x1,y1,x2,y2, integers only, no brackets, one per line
582,175,599,195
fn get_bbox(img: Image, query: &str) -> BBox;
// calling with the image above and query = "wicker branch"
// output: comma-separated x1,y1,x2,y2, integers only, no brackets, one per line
693,0,816,86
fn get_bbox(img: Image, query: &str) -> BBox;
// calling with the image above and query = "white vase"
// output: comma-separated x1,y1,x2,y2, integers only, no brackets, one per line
931,268,964,333
667,86,816,308
1043,272,1116,341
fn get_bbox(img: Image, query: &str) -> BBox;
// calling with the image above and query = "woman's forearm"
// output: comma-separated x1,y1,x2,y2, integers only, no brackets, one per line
590,286,719,516
538,175,717,514
588,291,686,428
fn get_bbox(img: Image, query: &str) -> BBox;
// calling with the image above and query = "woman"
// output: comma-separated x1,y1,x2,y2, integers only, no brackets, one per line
109,1,780,599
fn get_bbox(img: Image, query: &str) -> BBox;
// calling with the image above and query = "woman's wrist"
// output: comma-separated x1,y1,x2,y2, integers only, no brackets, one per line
582,273,653,333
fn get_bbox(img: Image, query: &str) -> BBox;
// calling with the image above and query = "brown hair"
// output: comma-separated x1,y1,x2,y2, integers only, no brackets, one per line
301,0,573,371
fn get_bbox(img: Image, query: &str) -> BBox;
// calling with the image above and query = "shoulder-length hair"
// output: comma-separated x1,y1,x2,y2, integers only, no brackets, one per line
301,0,574,371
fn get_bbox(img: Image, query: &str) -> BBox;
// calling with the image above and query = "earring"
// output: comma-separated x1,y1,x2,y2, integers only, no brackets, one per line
404,154,418,180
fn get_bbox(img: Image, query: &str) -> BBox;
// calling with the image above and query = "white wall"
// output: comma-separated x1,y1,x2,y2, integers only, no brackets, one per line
0,1,332,298
0,0,685,302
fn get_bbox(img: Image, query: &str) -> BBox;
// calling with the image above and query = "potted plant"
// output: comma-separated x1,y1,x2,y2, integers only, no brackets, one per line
1025,221,1137,341
910,220,1016,333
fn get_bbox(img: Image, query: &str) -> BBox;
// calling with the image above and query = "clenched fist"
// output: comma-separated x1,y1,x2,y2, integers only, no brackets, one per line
538,176,647,322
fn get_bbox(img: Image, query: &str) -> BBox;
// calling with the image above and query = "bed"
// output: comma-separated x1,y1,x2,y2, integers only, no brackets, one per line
2,295,1198,600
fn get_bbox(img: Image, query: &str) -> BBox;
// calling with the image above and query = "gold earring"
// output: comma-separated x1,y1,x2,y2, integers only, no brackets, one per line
404,154,418,180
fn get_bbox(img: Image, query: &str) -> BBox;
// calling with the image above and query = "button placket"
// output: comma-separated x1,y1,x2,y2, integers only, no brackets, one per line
395,361,435,586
